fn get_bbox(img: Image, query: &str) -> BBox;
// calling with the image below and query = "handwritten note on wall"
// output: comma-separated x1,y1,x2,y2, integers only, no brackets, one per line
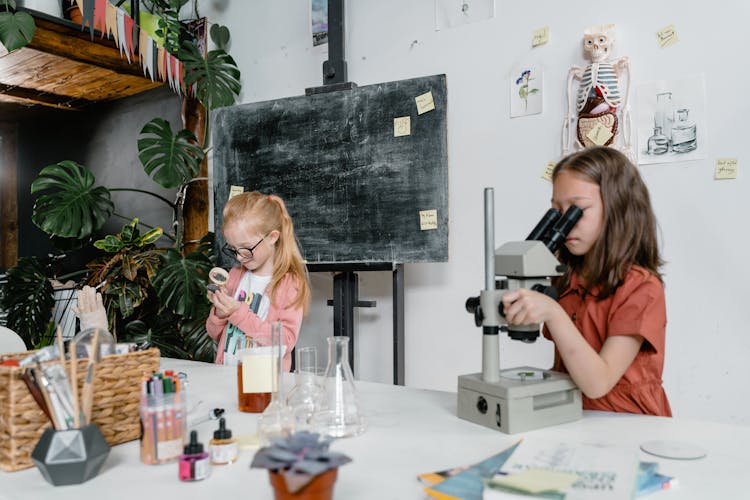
532,26,550,47
657,25,679,48
542,161,556,182
715,158,738,179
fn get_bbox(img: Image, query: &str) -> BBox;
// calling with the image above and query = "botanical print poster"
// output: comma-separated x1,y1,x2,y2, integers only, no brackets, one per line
510,66,543,118
311,0,328,47
636,75,707,165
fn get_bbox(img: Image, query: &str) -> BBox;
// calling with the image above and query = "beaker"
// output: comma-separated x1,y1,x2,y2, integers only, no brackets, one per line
310,336,366,438
286,346,325,430
236,344,274,413
654,92,674,142
256,322,295,444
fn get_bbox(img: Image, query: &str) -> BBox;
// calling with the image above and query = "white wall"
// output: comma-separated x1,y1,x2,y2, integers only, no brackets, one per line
201,0,750,426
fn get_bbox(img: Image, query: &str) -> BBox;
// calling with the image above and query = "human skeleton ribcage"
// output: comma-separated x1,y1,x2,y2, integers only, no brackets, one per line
576,62,622,147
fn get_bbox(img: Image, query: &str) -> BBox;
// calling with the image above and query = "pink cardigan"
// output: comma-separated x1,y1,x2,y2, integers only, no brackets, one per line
206,267,303,371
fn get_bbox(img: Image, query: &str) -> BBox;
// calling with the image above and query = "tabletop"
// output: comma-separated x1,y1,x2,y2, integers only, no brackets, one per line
1,358,747,499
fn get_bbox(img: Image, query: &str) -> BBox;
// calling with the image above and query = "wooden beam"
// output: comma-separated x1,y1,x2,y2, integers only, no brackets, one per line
0,83,93,110
0,123,18,270
27,16,148,78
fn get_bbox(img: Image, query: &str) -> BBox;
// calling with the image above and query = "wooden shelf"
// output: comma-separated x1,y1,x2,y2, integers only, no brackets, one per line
0,10,164,111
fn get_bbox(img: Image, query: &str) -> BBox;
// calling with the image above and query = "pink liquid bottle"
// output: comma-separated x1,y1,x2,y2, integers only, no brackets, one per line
178,430,210,481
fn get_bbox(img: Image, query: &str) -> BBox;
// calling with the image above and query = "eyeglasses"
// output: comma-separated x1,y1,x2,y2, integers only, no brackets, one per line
221,236,265,261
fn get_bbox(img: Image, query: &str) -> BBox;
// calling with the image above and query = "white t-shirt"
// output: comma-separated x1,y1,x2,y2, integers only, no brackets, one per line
222,271,272,366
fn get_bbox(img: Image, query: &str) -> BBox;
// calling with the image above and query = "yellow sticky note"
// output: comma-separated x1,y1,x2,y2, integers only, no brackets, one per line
419,209,438,230
542,161,556,182
657,25,679,48
586,123,613,146
715,158,738,180
415,91,436,115
490,468,578,495
229,185,244,199
394,116,411,137
532,26,550,47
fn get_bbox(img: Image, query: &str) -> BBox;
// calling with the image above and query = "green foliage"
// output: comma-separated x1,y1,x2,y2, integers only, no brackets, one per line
31,161,114,240
0,7,35,52
180,40,241,111
153,0,187,55
137,118,205,189
0,257,54,348
210,24,230,51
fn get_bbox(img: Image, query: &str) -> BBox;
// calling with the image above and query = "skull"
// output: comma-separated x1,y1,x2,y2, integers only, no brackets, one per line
583,24,615,63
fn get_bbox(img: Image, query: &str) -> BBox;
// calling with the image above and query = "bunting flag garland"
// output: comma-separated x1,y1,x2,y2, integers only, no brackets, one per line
70,1,208,96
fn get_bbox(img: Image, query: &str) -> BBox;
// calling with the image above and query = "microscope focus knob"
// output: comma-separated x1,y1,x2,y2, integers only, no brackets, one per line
465,296,483,327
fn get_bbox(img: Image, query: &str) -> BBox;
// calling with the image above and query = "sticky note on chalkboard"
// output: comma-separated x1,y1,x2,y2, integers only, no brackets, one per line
714,158,738,179
532,26,550,47
415,91,435,114
394,116,411,137
229,185,244,198
657,25,679,48
542,161,556,182
419,209,438,230
586,123,613,146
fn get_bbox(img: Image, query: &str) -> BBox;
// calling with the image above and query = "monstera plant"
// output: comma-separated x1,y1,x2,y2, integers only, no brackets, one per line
0,7,240,358
0,0,35,52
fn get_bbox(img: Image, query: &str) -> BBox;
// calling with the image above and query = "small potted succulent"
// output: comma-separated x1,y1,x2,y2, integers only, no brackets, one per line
251,431,351,500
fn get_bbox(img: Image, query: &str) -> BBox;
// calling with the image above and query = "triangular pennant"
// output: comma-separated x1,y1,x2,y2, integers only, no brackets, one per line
105,2,117,44
166,52,173,90
94,0,106,36
157,46,165,81
139,29,149,77
123,14,135,62
117,9,130,63
82,0,95,40
150,38,158,82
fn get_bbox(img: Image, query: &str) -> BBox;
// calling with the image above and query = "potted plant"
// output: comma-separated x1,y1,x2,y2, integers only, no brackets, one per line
251,431,351,500
0,0,240,360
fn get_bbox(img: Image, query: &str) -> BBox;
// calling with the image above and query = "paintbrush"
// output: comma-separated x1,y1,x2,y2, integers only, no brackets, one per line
70,339,80,428
55,325,65,363
81,329,99,425
21,368,54,424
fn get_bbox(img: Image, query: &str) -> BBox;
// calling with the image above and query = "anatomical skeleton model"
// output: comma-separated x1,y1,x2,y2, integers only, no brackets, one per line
563,24,633,158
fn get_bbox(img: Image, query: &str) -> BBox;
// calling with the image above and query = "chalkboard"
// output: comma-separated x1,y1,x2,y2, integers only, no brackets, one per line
212,74,448,264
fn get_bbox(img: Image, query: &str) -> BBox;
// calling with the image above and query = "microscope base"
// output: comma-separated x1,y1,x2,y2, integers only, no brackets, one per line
457,367,582,434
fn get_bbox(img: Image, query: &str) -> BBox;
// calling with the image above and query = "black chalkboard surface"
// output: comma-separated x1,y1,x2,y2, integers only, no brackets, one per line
212,74,448,264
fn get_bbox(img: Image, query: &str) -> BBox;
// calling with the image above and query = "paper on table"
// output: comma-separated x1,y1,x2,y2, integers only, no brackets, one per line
499,438,639,500
489,468,578,495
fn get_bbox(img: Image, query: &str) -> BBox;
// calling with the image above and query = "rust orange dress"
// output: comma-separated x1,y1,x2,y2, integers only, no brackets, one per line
543,265,672,417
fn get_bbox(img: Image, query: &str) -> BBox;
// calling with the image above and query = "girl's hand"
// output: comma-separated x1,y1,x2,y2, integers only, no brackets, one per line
208,289,242,319
501,289,560,326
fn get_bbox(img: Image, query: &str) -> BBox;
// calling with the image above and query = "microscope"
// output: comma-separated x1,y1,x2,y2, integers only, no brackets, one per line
457,187,584,434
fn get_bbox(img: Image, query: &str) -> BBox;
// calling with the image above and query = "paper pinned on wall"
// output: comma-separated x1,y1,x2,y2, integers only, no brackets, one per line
394,116,411,137
419,209,438,230
714,158,738,179
656,24,679,48
416,91,436,114
532,26,550,47
435,0,495,31
542,161,556,182
229,185,244,199
510,66,543,118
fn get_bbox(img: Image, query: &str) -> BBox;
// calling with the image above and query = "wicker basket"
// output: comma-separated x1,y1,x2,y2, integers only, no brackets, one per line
0,348,160,471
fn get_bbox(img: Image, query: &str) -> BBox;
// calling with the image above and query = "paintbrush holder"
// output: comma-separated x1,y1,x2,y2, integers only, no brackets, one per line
31,423,110,486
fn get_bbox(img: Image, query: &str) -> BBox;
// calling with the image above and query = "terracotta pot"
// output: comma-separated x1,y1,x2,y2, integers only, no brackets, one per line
64,4,82,24
268,468,338,500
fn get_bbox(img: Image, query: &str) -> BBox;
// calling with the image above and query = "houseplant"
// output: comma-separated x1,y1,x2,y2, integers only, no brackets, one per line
0,0,240,359
251,431,351,500
0,0,35,52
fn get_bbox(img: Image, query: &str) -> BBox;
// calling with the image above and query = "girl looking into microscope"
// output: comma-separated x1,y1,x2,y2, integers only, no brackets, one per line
501,146,671,416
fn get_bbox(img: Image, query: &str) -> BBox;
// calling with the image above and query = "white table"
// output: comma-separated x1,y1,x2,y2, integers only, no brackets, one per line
1,358,746,499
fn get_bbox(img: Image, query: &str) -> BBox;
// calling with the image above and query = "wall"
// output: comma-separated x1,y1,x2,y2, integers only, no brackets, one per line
199,0,749,425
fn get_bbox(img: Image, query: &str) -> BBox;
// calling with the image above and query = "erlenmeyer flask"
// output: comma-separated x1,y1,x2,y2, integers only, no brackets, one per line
310,336,366,438
256,322,295,444
286,346,325,430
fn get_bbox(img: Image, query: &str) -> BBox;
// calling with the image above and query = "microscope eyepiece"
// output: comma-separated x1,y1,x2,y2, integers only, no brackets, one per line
544,205,583,253
526,208,561,242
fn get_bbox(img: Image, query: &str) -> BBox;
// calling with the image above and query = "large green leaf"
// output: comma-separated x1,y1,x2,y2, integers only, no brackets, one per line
0,10,35,52
152,248,212,319
31,161,114,239
180,41,241,111
0,257,54,348
122,318,191,359
137,118,205,189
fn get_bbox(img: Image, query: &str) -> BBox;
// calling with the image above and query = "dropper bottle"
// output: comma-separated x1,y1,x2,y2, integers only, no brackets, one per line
178,430,210,481
209,417,238,465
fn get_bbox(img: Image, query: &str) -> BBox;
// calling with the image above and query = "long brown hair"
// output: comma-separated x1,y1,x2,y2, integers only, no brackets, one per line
222,192,311,313
552,147,664,298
